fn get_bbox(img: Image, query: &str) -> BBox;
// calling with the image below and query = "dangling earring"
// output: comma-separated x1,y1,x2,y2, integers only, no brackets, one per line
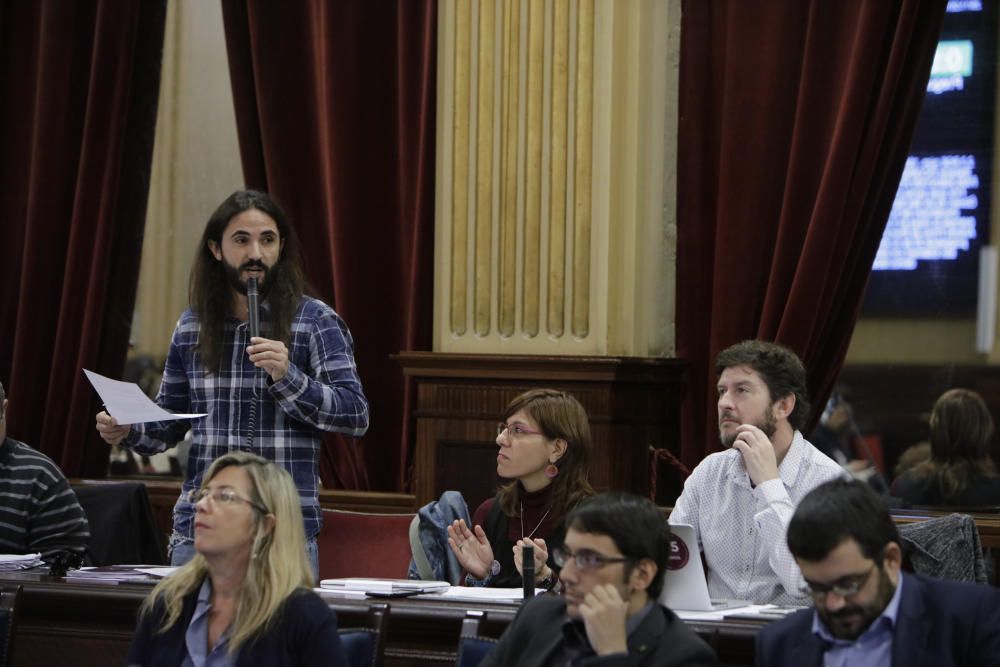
544,462,559,479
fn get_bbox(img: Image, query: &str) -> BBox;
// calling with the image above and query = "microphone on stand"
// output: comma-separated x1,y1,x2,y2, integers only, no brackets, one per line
522,544,535,601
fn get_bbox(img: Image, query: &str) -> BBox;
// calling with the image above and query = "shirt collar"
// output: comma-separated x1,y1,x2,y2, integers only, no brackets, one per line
190,577,213,624
626,601,655,635
811,570,905,646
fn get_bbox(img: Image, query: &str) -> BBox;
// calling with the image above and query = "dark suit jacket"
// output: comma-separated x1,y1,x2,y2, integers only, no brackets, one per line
755,574,1000,667
126,586,347,667
480,596,717,667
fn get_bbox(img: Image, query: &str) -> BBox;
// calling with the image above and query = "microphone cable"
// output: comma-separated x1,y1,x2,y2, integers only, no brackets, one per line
245,277,261,451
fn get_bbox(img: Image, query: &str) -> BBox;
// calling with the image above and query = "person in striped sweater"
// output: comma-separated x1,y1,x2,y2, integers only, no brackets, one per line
0,381,90,562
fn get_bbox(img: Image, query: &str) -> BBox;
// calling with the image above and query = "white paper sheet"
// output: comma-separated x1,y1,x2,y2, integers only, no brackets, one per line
0,553,43,571
135,567,179,578
415,586,542,603
320,578,450,593
84,369,206,425
674,604,769,621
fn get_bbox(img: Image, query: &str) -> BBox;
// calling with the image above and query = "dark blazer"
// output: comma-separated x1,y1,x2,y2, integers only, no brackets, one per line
480,595,717,667
755,574,1000,667
126,586,347,667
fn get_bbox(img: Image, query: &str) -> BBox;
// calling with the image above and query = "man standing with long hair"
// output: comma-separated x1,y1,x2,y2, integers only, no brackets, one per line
96,190,369,572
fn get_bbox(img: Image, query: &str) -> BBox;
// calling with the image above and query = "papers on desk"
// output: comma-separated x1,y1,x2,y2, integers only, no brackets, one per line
674,604,762,621
0,553,43,571
720,604,809,622
417,586,543,604
66,565,178,583
84,369,207,425
674,603,808,622
320,578,450,594
317,579,539,604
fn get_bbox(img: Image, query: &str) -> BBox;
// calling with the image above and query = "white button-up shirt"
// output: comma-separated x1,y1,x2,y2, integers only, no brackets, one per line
670,431,846,604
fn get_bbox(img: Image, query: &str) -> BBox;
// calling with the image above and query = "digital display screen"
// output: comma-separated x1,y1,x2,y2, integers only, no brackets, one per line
863,0,996,315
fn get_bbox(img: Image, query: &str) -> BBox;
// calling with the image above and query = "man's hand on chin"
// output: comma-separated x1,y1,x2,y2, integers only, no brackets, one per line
731,424,780,486
578,584,630,656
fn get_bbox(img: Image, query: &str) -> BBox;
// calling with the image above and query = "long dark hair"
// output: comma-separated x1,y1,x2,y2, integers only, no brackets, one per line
496,389,595,520
912,388,996,498
189,190,306,372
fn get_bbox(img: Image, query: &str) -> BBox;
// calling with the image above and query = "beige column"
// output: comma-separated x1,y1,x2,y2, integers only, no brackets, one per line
434,0,680,356
133,0,243,357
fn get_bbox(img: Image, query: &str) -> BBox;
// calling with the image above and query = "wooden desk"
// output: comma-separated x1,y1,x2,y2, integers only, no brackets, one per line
0,573,763,667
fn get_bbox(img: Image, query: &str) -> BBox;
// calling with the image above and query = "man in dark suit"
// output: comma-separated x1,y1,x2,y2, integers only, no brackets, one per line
480,492,716,667
756,478,1000,667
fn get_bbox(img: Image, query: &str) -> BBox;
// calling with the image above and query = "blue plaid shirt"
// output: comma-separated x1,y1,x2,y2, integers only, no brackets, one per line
124,296,369,541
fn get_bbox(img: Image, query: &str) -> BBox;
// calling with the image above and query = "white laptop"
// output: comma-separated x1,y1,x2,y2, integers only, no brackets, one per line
659,524,750,611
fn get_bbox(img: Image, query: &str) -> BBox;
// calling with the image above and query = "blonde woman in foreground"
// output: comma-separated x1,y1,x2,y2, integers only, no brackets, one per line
127,452,346,666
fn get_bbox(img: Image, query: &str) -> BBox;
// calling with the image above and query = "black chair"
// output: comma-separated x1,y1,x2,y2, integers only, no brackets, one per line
455,610,498,667
72,482,166,565
0,585,22,667
338,602,389,667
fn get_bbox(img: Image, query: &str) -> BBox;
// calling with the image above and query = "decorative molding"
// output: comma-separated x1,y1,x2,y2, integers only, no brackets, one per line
434,0,680,356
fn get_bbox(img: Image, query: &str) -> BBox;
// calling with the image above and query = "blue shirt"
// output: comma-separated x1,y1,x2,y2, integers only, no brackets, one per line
124,296,369,540
812,571,905,667
183,579,235,667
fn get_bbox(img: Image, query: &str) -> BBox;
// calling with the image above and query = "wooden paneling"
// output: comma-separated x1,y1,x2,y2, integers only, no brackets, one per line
397,352,687,508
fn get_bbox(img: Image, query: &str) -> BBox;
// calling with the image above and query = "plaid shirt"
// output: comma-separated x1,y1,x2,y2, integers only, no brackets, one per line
124,296,369,540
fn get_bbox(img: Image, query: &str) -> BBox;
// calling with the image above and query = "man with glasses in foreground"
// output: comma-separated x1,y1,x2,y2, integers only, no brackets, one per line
480,492,717,667
756,478,1000,667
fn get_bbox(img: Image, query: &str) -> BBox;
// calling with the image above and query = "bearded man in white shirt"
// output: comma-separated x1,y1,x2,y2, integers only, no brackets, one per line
669,340,845,604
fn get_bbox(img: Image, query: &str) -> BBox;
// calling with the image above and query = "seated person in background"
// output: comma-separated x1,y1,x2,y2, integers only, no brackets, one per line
670,340,845,604
128,452,346,666
891,388,1000,507
811,390,888,493
481,492,717,667
893,441,931,480
756,478,1000,667
0,380,89,563
448,389,595,588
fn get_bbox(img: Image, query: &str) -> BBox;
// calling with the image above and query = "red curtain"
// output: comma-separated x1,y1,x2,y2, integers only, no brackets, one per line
221,1,436,491
676,0,947,465
0,0,165,475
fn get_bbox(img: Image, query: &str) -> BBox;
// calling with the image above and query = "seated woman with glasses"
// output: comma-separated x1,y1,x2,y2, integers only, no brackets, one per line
447,389,596,589
891,388,1000,508
127,452,347,666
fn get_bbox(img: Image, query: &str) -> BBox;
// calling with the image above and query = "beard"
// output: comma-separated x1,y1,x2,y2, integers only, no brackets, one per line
221,258,274,297
719,405,777,448
818,568,896,640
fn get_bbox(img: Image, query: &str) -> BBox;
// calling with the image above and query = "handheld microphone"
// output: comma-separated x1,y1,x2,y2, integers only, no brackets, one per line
522,544,535,601
245,276,261,451
247,277,260,339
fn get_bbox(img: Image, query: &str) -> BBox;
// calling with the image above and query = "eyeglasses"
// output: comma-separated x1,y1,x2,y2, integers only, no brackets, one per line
186,487,269,514
497,422,542,438
552,546,631,572
799,563,877,599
